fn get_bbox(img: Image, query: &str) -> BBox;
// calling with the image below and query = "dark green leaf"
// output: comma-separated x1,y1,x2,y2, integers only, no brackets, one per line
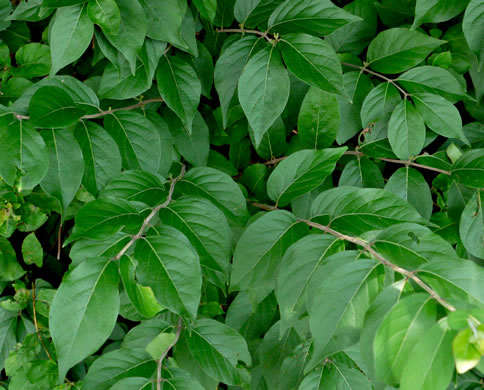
463,0,484,68
360,82,400,127
0,237,25,281
338,157,384,188
459,191,484,258
12,43,50,78
451,149,484,188
87,0,120,35
192,0,217,22
21,232,42,267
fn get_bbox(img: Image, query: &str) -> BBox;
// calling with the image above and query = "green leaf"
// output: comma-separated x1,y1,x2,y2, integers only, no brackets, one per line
374,294,437,385
338,157,385,188
119,255,163,319
185,318,251,385
109,377,151,389
192,0,217,22
12,43,50,79
100,170,165,207
177,167,249,226
412,93,467,143
300,361,372,390
268,0,362,36
308,259,381,369
104,111,162,174
134,227,201,320
103,0,146,74
21,233,42,267
74,121,122,197
156,55,201,133
360,82,400,127
249,116,286,160
50,4,93,75
460,191,484,258
388,99,426,160
0,307,17,371
87,0,120,35
397,66,469,103
69,233,130,268
29,86,86,128
235,0,283,28
413,0,469,29
453,328,482,374
385,167,433,219
298,86,340,149
230,210,308,304
371,223,458,269
40,129,84,215
67,198,143,242
367,28,444,74
310,187,428,235
43,0,86,6
280,33,344,95
214,36,263,128
0,119,48,191
276,235,343,333
267,148,346,207
451,149,484,188
158,196,232,288
463,0,484,68
0,237,24,281
83,348,156,389
238,45,290,147
50,257,120,381
145,332,176,360
400,320,455,390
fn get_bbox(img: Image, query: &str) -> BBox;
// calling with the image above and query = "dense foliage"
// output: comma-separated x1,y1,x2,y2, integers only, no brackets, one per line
0,0,483,388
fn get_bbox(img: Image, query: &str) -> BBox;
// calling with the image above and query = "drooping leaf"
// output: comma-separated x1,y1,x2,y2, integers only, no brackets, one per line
366,28,444,74
185,318,251,385
134,227,202,320
87,0,121,35
267,148,346,207
0,237,25,282
238,45,290,147
50,257,120,381
268,0,361,36
50,4,94,75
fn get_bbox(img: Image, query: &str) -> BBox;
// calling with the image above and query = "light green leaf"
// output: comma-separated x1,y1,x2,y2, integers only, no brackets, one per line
412,93,467,143
298,86,340,149
67,198,143,242
134,227,201,320
0,119,48,191
388,99,426,160
308,259,381,369
156,55,201,133
104,111,162,174
360,82,400,127
104,0,146,74
83,348,156,390
385,167,433,219
451,149,484,188
238,45,290,147
460,191,484,258
192,0,217,22
50,257,120,381
367,28,444,74
100,170,165,207
177,166,249,226
268,0,361,36
0,237,25,282
267,148,346,207
310,187,428,235
74,121,122,197
453,328,481,374
12,43,50,78
185,318,251,385
29,86,86,128
87,0,120,35
400,320,455,390
230,210,308,304
50,4,94,75
374,294,437,385
40,129,84,215
280,33,344,95
145,332,176,360
276,235,343,333
21,233,42,267
463,0,484,68
158,196,232,288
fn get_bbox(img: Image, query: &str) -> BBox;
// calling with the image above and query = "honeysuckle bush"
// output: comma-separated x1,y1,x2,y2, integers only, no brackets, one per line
0,0,483,389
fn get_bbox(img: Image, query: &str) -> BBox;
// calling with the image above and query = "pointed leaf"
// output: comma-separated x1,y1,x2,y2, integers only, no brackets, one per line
21,232,42,267
463,0,484,68
0,307,17,371
360,82,400,127
0,237,25,282
87,0,121,35
460,191,484,258
140,0,186,46
451,149,484,188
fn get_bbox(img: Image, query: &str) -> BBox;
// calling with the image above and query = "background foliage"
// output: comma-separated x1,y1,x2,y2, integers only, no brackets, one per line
0,0,483,389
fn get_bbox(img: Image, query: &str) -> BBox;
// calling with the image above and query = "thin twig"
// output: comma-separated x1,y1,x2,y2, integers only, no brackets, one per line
57,222,62,260
32,281,53,360
157,317,183,390
249,201,278,211
112,165,186,261
341,62,409,98
217,27,272,42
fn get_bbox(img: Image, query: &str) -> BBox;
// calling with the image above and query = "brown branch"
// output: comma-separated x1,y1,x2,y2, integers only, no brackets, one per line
217,27,272,42
57,222,62,260
249,201,278,211
341,62,409,98
112,165,186,261
157,317,183,390
32,281,53,360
